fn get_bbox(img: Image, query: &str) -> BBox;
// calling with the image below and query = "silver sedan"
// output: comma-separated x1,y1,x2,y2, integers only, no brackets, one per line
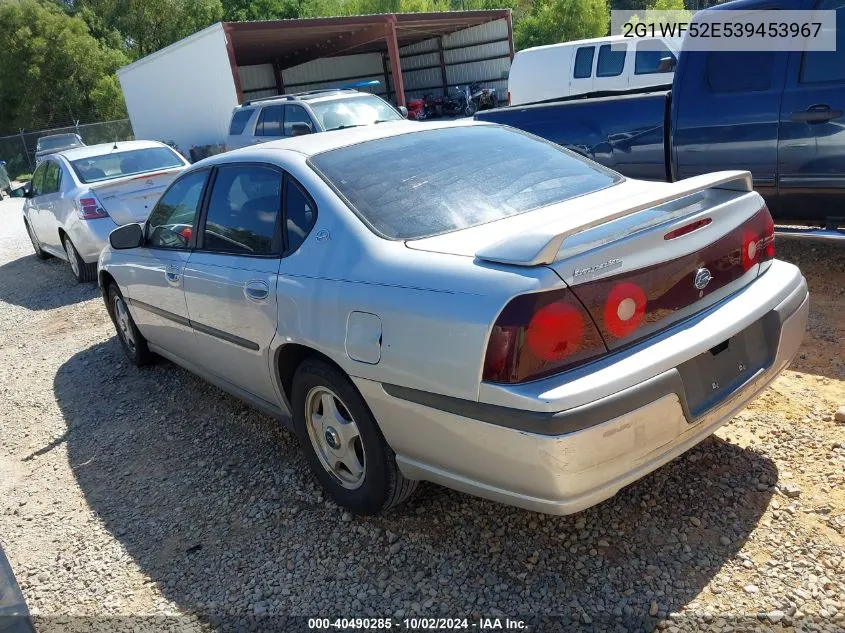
98,120,808,515
22,140,189,282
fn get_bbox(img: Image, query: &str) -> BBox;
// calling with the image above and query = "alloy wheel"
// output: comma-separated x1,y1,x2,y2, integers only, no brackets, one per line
112,295,136,355
304,386,366,489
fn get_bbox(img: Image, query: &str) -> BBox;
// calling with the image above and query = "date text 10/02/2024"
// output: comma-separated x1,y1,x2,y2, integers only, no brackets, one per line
307,618,528,630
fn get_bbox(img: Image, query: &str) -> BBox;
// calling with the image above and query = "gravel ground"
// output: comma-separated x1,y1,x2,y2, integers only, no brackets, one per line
0,197,843,633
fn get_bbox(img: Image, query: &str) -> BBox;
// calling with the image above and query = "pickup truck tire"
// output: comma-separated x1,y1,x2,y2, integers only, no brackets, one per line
25,220,51,260
63,235,96,283
107,283,154,367
292,358,418,515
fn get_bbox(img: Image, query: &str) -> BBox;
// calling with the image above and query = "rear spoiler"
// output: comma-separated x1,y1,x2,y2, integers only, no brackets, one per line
475,171,753,266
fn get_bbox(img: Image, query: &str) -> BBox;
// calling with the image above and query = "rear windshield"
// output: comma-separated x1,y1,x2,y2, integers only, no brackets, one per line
37,135,81,151
70,147,185,184
309,126,620,239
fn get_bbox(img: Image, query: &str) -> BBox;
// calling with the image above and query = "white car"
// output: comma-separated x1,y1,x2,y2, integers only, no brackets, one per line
99,121,807,516
508,35,679,106
23,140,190,282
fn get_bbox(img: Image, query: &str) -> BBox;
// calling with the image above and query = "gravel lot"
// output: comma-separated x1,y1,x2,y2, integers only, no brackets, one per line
1,196,843,632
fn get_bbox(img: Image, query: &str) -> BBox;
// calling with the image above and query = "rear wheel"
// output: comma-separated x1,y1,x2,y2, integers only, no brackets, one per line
62,235,96,283
291,359,417,515
25,220,50,260
108,283,153,366
464,102,477,117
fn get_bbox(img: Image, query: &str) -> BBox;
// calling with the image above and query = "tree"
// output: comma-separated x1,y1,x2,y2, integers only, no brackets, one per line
0,0,129,132
72,0,224,58
222,0,307,21
514,0,609,50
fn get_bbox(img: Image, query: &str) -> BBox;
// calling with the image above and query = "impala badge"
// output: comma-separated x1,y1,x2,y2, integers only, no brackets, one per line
694,268,713,290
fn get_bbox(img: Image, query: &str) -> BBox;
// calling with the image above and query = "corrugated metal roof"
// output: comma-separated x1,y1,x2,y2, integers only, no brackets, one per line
225,10,510,68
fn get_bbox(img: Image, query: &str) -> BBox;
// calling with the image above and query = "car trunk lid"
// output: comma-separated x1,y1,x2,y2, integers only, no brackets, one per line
86,169,182,225
408,171,774,351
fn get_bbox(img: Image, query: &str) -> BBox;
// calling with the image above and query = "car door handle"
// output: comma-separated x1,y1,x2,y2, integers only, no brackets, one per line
243,280,269,303
790,104,842,123
165,265,181,285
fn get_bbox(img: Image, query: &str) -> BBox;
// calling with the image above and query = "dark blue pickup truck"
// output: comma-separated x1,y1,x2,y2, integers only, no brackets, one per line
477,0,845,231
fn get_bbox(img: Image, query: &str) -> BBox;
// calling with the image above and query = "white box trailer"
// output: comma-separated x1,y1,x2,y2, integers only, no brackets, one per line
117,12,514,157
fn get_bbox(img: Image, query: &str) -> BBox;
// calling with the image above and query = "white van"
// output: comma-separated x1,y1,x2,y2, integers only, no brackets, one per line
508,35,680,106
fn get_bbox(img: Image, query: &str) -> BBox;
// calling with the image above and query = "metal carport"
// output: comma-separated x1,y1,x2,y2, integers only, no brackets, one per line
223,10,514,107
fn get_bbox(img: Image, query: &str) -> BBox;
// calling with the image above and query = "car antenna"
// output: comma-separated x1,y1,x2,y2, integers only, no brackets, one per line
112,139,119,151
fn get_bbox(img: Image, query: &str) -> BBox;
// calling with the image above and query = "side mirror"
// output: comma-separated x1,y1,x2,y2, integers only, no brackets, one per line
657,56,677,73
109,223,144,250
398,105,408,119
10,186,27,199
290,123,313,137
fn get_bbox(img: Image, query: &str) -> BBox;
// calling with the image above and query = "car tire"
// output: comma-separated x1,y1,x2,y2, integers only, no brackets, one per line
291,358,418,515
107,283,153,366
24,220,50,260
62,235,96,283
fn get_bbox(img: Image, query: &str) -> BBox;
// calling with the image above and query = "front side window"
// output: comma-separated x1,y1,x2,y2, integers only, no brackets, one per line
706,51,774,93
309,95,403,131
201,165,282,255
256,105,283,136
229,109,255,135
71,147,185,184
284,177,316,252
30,163,48,196
310,126,620,240
800,0,845,84
42,162,61,194
146,170,208,249
635,40,676,75
284,105,314,136
573,46,595,79
597,44,627,77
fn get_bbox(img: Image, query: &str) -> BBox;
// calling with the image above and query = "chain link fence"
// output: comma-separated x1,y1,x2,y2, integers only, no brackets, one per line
0,119,134,181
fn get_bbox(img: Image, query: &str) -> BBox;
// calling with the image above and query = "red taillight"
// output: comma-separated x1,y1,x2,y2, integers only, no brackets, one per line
526,301,584,361
742,205,775,271
507,92,511,106
77,194,108,220
179,226,193,240
483,289,606,384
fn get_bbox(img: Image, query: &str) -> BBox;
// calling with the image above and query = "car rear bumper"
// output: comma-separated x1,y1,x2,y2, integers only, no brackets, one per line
353,261,808,515
67,217,118,263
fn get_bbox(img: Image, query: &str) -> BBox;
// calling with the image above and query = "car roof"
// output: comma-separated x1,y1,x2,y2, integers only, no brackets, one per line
238,89,383,108
57,140,172,161
196,119,490,167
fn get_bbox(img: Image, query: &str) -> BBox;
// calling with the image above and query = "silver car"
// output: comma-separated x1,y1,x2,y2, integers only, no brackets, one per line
98,121,808,516
226,89,408,151
23,141,190,282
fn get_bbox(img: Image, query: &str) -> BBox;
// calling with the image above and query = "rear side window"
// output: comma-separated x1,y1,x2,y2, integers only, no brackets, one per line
800,0,845,83
635,40,676,75
147,170,209,249
229,109,255,135
284,177,316,252
310,126,620,240
201,165,282,255
706,51,774,92
256,106,283,137
573,46,595,79
597,44,627,77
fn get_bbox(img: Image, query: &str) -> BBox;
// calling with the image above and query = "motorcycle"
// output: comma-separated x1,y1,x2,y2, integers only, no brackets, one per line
422,93,444,118
469,82,498,113
442,86,473,116
405,98,427,120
